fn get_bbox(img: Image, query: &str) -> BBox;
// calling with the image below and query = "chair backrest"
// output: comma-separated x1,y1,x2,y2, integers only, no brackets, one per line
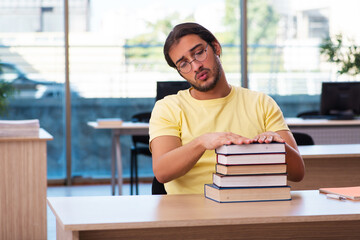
156,81,190,101
293,132,315,146
131,112,151,123
152,177,167,195
297,111,320,118
151,81,190,195
131,112,151,145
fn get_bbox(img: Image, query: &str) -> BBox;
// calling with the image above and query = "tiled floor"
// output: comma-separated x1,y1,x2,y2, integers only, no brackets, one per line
47,183,152,240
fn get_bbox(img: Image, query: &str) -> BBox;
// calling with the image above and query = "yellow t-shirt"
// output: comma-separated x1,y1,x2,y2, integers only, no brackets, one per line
149,85,289,194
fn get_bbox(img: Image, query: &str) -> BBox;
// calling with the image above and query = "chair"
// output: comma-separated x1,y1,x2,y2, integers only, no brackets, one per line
297,111,320,118
293,132,315,146
156,81,190,101
151,81,190,195
152,177,167,195
130,112,152,195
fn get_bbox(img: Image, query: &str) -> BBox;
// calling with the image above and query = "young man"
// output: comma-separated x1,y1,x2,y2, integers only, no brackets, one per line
149,22,305,194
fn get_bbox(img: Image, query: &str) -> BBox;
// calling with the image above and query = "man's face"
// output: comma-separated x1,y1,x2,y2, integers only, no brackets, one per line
169,34,221,92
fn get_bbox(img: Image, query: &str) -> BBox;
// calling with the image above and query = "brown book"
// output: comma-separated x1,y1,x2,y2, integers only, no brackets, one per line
212,173,287,188
216,163,287,175
96,118,123,126
204,184,291,203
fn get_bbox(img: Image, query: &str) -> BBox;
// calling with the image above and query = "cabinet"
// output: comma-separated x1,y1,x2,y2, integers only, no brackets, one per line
0,129,52,240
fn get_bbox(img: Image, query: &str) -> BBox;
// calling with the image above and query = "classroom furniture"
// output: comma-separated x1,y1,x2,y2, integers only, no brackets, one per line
88,121,148,195
296,110,320,118
293,144,360,190
286,117,360,144
151,81,191,193
0,129,53,240
152,176,167,195
292,132,314,145
130,112,152,195
155,81,190,101
48,190,360,240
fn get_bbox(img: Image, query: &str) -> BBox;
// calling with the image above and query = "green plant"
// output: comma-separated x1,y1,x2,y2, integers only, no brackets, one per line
320,34,360,76
0,63,16,115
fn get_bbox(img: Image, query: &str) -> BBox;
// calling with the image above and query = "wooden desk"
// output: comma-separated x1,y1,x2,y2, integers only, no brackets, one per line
48,190,360,240
292,144,360,190
286,117,360,144
0,129,53,240
88,122,148,195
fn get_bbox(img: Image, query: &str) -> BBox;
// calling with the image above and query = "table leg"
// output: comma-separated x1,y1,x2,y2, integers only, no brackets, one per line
111,132,116,195
114,134,123,195
57,219,79,240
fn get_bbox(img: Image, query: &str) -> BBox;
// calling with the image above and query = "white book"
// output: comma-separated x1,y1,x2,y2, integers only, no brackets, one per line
216,153,286,165
204,184,291,203
212,173,287,187
0,119,39,129
215,142,286,155
0,129,39,137
0,119,40,137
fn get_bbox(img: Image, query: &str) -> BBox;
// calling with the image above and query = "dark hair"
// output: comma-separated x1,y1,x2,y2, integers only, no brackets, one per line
163,22,220,68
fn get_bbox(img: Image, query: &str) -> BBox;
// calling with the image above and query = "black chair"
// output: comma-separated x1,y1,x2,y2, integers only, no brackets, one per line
130,112,152,195
156,81,190,101
293,132,315,146
152,177,167,195
297,111,320,119
151,81,190,195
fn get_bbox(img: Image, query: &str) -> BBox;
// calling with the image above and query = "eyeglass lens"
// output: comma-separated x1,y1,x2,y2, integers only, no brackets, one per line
178,44,208,73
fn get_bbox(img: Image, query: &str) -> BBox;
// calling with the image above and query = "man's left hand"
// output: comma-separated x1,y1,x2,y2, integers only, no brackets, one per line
253,131,285,143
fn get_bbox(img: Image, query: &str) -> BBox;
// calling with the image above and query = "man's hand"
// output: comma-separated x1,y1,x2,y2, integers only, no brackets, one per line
252,131,285,143
197,132,254,150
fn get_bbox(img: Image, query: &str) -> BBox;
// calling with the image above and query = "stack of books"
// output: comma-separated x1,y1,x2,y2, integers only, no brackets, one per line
0,119,40,137
204,143,291,203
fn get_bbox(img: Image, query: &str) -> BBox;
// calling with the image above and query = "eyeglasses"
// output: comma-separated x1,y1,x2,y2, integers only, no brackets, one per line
176,44,208,74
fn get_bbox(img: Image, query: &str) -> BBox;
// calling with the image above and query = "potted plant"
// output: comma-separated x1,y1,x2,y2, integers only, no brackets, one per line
320,34,360,78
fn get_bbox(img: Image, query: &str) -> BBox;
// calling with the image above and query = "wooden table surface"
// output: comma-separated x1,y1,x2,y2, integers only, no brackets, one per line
48,190,360,239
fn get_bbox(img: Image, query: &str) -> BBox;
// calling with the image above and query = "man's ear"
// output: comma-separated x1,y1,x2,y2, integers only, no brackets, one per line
212,40,222,56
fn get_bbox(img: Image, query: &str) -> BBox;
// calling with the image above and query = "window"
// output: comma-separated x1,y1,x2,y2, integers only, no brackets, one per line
3,0,359,182
68,0,234,180
0,0,66,179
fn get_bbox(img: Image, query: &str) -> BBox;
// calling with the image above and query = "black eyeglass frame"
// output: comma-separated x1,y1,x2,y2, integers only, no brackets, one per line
176,43,209,74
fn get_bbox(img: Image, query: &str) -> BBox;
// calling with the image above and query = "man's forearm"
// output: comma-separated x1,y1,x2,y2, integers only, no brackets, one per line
285,143,305,182
152,137,206,183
